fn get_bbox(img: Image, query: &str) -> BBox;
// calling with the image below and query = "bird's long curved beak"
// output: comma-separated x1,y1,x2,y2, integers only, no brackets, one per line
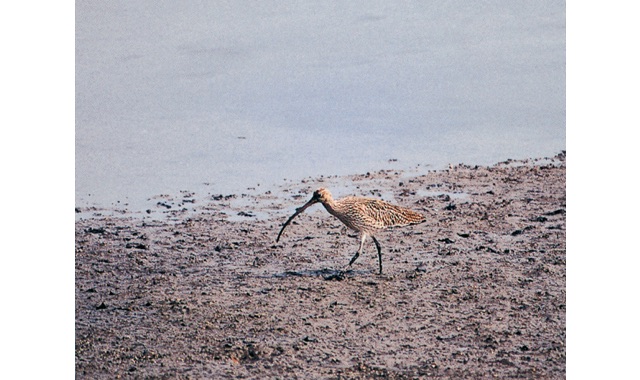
276,196,319,242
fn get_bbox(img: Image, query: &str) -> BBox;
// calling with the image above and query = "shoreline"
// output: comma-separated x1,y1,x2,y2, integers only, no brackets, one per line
75,153,565,222
76,152,566,378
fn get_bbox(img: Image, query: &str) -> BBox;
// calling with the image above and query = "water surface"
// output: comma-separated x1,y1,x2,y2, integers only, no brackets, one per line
76,1,565,212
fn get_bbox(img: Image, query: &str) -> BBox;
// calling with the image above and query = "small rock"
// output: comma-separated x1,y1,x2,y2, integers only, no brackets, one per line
157,202,172,209
125,242,148,250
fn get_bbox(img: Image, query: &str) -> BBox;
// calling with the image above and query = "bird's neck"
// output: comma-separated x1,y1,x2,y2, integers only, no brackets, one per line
320,198,339,215
322,197,350,219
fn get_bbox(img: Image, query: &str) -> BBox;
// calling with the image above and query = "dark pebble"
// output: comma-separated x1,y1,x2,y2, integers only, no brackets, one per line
125,242,148,250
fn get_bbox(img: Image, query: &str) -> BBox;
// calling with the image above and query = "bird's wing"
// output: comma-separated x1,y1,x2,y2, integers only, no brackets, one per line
357,199,424,229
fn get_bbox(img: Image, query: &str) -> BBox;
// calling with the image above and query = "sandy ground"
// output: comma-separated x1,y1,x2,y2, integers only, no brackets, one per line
76,152,565,378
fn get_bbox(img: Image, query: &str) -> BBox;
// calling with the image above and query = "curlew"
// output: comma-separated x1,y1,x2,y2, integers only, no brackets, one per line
276,187,426,274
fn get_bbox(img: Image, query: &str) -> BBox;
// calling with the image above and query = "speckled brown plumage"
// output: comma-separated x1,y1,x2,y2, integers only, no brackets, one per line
277,187,425,274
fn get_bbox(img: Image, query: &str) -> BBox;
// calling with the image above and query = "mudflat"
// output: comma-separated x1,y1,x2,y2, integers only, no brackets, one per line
76,153,565,378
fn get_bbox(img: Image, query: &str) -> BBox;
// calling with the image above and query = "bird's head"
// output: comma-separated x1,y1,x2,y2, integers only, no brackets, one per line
276,187,333,242
311,187,333,204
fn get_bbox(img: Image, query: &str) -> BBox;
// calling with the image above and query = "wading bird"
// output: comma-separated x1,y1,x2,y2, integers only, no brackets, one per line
276,188,425,274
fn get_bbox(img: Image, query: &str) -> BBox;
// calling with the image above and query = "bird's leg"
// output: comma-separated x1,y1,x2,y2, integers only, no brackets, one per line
347,233,367,269
371,236,383,274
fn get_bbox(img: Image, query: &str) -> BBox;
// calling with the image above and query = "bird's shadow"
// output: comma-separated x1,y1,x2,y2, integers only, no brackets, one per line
271,268,370,281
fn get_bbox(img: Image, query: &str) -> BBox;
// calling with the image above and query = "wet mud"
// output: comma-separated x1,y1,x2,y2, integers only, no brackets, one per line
76,153,566,378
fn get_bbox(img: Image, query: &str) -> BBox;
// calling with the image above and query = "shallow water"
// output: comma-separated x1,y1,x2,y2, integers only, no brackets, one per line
76,1,565,212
